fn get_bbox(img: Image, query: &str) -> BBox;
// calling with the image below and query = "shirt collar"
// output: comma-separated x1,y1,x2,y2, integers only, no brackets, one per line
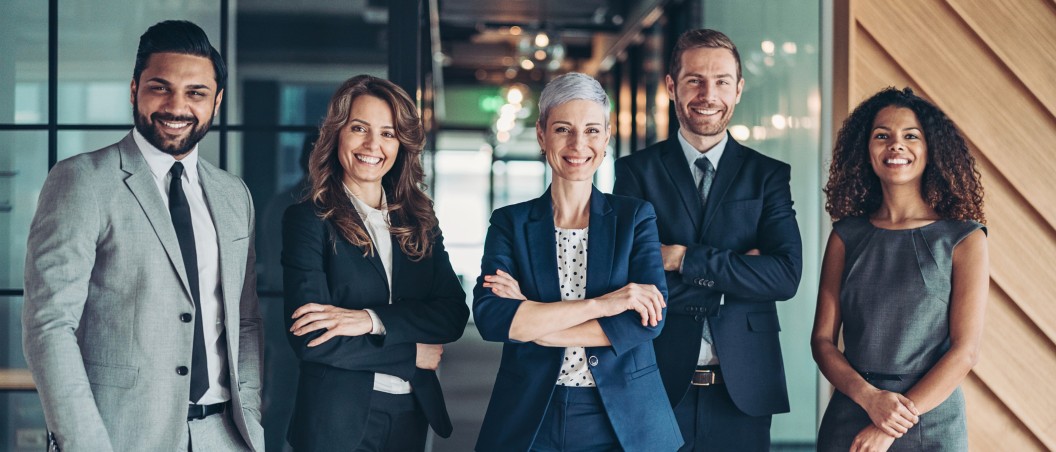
678,128,728,170
132,127,200,183
344,184,388,219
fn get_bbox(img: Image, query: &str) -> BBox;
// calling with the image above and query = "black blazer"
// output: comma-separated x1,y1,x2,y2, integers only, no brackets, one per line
614,133,803,416
281,200,469,451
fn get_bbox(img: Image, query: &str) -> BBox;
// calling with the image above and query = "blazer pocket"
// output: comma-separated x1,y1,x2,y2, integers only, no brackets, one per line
84,362,139,389
628,364,659,381
747,311,781,333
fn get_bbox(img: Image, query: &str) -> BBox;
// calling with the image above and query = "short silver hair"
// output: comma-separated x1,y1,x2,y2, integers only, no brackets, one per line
537,72,611,128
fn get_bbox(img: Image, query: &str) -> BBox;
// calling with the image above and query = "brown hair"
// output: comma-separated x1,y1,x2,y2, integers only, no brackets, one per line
669,28,742,81
825,87,985,223
307,75,438,260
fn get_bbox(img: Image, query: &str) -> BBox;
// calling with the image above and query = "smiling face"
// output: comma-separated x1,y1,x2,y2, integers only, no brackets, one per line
338,95,400,193
869,106,928,187
131,52,222,157
537,99,610,183
667,46,744,149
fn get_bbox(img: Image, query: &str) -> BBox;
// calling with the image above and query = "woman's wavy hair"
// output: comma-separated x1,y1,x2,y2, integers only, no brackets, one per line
307,75,437,260
824,87,984,223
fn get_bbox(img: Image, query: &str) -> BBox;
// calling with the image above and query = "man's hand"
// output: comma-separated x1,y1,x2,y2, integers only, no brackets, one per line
416,344,443,370
661,244,688,271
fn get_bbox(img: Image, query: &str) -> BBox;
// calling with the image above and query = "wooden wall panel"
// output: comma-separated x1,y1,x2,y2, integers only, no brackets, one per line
963,374,1045,451
837,0,1056,448
856,0,1056,228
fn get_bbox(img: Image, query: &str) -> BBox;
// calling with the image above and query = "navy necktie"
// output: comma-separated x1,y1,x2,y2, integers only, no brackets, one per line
693,156,716,345
169,162,209,403
694,156,716,209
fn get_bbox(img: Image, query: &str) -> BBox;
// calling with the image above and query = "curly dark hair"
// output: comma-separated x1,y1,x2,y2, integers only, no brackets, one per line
307,75,438,260
824,87,984,223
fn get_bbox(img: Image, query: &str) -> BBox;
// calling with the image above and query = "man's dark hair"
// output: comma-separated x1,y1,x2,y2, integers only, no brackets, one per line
669,28,742,81
133,20,227,91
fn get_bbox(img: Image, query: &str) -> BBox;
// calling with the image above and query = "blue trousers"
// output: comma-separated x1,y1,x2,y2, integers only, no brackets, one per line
674,383,772,452
531,386,620,451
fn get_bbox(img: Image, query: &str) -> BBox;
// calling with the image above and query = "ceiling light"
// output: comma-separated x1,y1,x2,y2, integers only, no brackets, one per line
534,32,550,48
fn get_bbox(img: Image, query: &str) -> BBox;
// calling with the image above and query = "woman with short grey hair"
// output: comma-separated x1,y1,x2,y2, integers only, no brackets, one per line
472,72,683,452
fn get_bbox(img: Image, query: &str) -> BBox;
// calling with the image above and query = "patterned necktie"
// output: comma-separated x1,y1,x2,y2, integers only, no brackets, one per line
693,156,716,345
169,162,209,403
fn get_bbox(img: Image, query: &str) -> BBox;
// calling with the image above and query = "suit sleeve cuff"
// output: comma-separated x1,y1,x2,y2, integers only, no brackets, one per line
364,308,386,335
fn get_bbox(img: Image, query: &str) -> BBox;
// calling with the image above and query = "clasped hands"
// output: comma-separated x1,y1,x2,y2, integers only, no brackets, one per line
483,269,666,326
851,389,920,452
290,303,443,370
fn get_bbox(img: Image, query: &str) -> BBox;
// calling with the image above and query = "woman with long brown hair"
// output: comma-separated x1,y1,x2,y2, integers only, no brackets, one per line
811,87,988,451
281,75,468,451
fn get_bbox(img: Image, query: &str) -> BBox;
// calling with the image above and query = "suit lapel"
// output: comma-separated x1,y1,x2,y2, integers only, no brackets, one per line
660,139,704,231
198,159,246,329
388,234,403,301
118,134,194,307
585,188,614,299
526,188,561,302
700,135,745,237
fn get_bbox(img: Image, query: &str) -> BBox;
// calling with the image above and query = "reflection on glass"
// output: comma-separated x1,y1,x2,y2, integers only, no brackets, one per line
57,0,221,124
0,1,48,124
702,0,821,445
0,133,48,289
0,297,48,451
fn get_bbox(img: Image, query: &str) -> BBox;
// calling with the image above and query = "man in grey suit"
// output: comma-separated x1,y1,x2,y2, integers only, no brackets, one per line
22,20,264,451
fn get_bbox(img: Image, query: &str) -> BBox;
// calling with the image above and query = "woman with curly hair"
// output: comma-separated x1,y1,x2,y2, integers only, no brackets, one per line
811,87,988,451
281,75,469,451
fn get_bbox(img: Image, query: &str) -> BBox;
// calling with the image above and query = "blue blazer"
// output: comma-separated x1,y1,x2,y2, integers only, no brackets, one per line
473,187,683,452
614,133,803,417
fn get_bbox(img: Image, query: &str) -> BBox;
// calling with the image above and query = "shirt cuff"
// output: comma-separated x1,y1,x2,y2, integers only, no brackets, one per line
364,308,386,335
679,252,686,274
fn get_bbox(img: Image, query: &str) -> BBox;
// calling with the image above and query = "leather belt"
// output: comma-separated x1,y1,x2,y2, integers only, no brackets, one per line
691,367,724,386
188,401,228,420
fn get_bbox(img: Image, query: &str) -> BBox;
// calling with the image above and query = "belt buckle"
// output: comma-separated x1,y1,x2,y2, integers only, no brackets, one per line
189,404,206,420
692,369,716,386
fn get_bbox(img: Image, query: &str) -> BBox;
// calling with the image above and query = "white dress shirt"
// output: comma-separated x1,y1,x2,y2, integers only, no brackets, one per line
133,129,230,404
344,187,413,394
677,129,728,366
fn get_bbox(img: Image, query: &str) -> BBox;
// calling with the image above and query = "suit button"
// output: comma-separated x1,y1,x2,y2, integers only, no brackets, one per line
176,366,189,376
588,356,599,367
707,281,715,287
180,313,193,323
694,315,705,323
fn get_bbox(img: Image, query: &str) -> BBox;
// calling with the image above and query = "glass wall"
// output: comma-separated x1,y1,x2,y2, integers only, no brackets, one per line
702,0,823,447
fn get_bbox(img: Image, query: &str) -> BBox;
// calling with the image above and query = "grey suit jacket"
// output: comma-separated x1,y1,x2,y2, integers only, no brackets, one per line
22,133,265,451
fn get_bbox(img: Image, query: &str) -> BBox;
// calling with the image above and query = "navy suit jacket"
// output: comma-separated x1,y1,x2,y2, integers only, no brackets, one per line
473,187,682,452
281,201,469,451
613,133,803,417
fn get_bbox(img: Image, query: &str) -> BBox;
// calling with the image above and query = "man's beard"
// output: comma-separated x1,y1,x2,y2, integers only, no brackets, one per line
673,91,732,138
132,99,213,156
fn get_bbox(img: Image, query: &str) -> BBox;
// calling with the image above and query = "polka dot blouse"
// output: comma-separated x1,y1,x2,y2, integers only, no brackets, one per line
554,227,596,388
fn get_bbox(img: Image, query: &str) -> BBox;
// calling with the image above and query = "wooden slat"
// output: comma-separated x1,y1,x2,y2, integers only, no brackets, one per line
945,0,1056,119
856,0,1056,231
0,369,35,391
971,285,1056,449
851,26,922,104
973,148,1056,347
963,373,1046,451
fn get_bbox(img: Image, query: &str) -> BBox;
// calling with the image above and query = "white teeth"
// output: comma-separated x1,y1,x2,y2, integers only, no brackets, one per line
564,157,589,164
692,108,719,115
885,158,910,165
160,121,191,129
355,154,382,164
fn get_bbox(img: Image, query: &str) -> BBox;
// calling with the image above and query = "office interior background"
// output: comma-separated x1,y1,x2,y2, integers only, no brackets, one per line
0,0,1052,450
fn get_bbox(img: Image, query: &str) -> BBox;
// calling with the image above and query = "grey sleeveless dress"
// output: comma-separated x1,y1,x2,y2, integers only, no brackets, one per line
817,217,985,451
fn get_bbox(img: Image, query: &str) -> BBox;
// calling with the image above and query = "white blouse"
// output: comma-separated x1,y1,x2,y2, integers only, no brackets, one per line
554,227,596,387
